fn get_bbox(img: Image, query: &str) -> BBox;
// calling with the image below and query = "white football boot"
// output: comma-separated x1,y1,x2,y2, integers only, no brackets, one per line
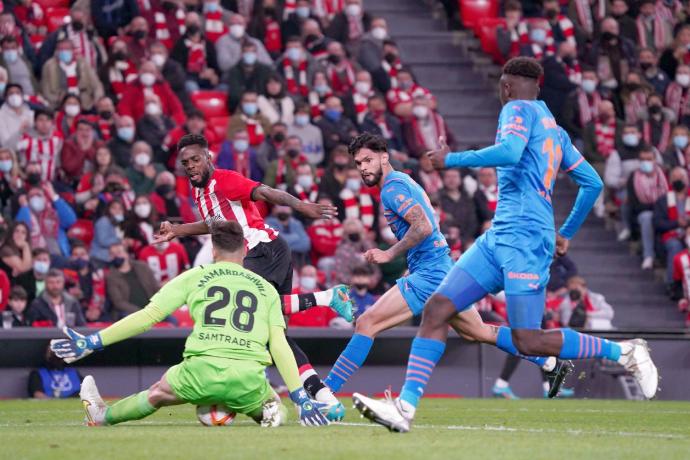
352,390,412,433
79,375,108,426
618,339,659,399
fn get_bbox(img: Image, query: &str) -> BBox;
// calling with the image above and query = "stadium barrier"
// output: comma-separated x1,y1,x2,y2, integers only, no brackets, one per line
1,328,688,400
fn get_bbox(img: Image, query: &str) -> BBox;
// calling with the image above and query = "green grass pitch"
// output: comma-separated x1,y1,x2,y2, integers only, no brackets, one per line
2,398,689,460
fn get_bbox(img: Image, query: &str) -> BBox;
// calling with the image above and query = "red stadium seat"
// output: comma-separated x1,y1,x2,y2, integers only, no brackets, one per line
478,17,506,64
190,91,229,119
459,0,499,35
46,7,69,33
35,0,70,9
67,219,94,247
208,116,229,140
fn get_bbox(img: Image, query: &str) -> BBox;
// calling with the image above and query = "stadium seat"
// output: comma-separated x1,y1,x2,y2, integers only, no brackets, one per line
459,0,499,35
67,219,94,247
478,17,506,64
190,91,229,119
35,0,70,9
46,7,69,33
208,116,229,140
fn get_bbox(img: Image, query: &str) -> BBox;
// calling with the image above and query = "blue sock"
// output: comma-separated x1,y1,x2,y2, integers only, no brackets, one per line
495,326,547,367
399,337,445,408
324,334,374,392
559,329,621,361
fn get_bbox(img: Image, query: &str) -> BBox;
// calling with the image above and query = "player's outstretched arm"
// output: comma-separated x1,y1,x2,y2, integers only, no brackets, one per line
365,204,432,264
558,160,603,246
50,302,171,363
443,136,525,169
268,326,329,426
153,220,210,244
251,184,338,220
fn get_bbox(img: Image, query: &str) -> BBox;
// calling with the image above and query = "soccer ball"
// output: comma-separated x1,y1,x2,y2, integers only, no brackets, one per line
196,404,237,426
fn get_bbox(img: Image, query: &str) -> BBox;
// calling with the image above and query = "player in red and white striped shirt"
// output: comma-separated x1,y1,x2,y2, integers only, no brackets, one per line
154,133,352,418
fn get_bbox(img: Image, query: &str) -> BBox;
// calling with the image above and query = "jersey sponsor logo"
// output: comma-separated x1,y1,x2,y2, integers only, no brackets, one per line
507,271,540,280
527,283,541,290
197,331,252,348
433,239,449,248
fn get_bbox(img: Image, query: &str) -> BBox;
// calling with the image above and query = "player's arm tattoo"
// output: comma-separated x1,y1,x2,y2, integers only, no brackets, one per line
387,204,433,259
251,184,302,208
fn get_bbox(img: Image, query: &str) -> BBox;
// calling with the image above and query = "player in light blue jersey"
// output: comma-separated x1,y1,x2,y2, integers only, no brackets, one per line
354,57,659,433
324,133,569,421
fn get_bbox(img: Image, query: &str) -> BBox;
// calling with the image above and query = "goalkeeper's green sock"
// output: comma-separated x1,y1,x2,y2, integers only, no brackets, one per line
105,390,158,425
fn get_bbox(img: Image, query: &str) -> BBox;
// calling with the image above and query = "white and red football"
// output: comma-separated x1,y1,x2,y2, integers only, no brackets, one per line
196,404,237,426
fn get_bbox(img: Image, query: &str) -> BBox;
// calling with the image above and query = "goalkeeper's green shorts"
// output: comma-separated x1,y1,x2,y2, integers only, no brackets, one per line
166,355,274,415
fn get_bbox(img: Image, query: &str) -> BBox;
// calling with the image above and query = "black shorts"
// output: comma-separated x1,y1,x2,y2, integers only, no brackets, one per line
243,238,293,295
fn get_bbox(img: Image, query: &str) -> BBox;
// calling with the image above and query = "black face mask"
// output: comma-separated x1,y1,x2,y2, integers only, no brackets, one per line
347,233,361,243
672,179,686,192
71,21,84,32
113,50,127,61
110,257,126,268
545,9,558,19
562,56,575,66
286,148,300,158
649,105,662,115
328,54,342,65
99,110,113,120
384,52,397,64
105,182,125,193
276,212,290,221
264,6,276,16
640,62,653,71
155,184,174,196
186,24,201,36
601,31,618,43
27,173,41,186
162,1,177,11
71,258,89,270
305,34,319,45
273,132,286,143
132,30,147,40
353,283,368,291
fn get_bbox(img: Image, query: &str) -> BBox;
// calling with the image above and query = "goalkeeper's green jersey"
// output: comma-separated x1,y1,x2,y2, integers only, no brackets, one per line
150,261,285,365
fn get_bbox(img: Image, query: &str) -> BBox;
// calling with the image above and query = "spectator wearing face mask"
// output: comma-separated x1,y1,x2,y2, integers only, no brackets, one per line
357,17,389,73
166,110,219,170
107,116,137,169
40,37,103,112
639,47,670,96
288,103,325,166
0,36,38,96
136,93,175,164
16,182,76,257
636,0,673,53
26,268,85,327
227,91,271,147
5,286,31,327
664,125,690,169
278,36,319,100
439,169,492,249
0,222,33,298
265,205,311,267
39,9,105,71
257,74,296,125
287,264,348,327
54,94,83,138
558,276,614,330
99,38,138,103
359,94,405,154
289,162,320,212
255,122,287,173
349,264,378,318
621,71,653,124
60,119,103,182
148,40,192,112
342,69,374,125
640,94,673,155
117,60,185,126
302,18,332,65
326,0,372,49
94,96,117,141
215,13,272,75
0,147,22,209
74,146,120,215
562,69,602,142
370,39,403,94
225,40,273,113
0,83,34,151
655,167,690,288
123,194,159,254
586,17,637,90
91,199,126,266
325,41,357,97
150,171,196,224
339,165,376,231
584,99,621,166
665,64,690,125
659,25,690,81
64,240,107,322
138,238,190,285
105,241,159,318
282,0,316,41
334,217,380,285
402,93,456,159
385,69,433,120
315,96,358,154
542,0,577,49
126,141,166,195
307,70,333,119
319,146,352,217
216,130,263,181
627,146,668,269
16,109,62,183
264,135,309,189
201,0,231,44
170,13,220,91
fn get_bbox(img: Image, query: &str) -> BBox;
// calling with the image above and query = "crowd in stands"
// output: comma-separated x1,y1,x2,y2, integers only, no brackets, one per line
0,0,620,331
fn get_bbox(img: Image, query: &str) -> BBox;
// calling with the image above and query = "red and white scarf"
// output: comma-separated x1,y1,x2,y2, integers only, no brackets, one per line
577,89,601,127
283,58,309,97
308,91,330,118
233,150,250,178
340,187,374,229
98,119,113,141
18,134,62,182
353,91,371,124
573,0,606,35
29,203,59,250
564,60,582,85
108,59,137,101
550,14,577,47
347,13,364,41
666,82,690,119
662,191,689,242
411,112,447,151
633,166,668,204
283,0,296,19
519,20,555,60
154,9,185,49
480,184,499,212
294,182,319,203
243,116,265,146
313,0,344,19
594,120,616,159
327,62,356,94
642,118,671,153
381,59,402,89
204,10,227,44
60,60,79,95
67,26,97,67
636,15,668,50
185,39,206,74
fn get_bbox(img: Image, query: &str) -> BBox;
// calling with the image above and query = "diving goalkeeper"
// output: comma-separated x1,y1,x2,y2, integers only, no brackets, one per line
50,221,328,427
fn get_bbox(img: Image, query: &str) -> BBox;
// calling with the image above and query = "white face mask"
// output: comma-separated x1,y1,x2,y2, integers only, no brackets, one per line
345,178,361,192
581,79,597,94
229,24,245,39
355,81,371,95
7,93,23,108
371,26,387,40
65,104,80,117
134,203,151,218
300,276,317,291
345,3,361,16
622,133,640,147
295,114,310,126
145,102,161,116
29,195,46,213
412,105,429,119
140,72,156,87
135,153,150,166
151,53,166,68
297,174,313,189
677,74,690,87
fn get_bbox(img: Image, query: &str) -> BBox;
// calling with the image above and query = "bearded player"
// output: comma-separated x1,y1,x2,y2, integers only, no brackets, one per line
321,132,572,418
154,134,347,418
354,57,659,433
51,221,329,427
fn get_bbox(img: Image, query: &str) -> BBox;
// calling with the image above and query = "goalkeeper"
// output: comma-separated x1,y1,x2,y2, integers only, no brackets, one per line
51,221,328,427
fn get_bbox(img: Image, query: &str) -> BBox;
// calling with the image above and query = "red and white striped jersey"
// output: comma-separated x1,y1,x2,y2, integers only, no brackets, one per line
193,169,278,250
17,133,63,182
138,241,190,284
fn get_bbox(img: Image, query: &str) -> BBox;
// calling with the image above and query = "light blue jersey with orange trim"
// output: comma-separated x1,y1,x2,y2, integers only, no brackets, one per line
380,170,449,273
491,100,584,234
